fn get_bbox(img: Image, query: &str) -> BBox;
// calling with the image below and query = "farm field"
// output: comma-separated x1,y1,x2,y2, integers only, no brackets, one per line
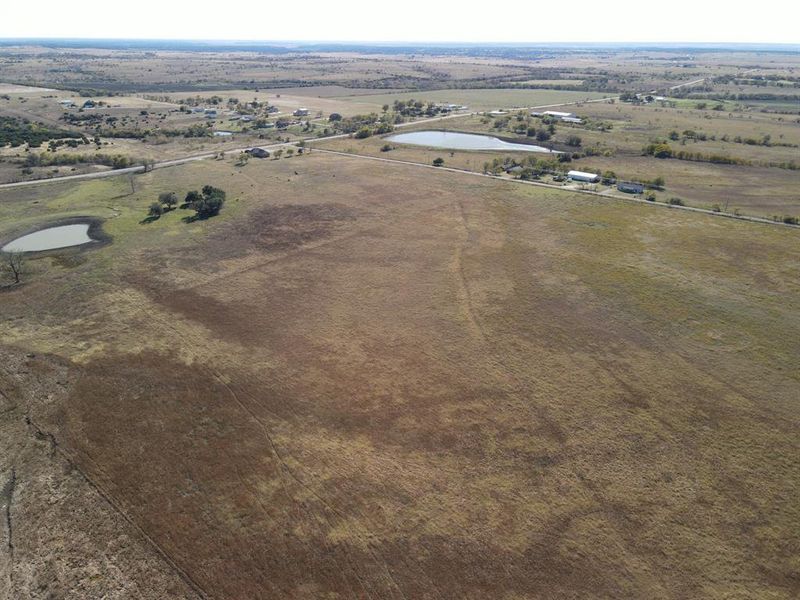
1,41,800,600
311,95,800,219
337,88,611,111
2,151,800,599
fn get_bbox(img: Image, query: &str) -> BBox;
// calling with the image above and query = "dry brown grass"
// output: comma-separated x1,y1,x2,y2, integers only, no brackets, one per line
1,152,798,599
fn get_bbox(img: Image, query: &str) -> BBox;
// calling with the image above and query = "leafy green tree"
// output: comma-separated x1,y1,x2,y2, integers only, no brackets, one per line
194,191,225,219
184,190,202,207
158,191,178,210
148,202,164,217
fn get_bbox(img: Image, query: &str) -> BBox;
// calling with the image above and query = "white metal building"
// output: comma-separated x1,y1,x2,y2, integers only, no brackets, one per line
544,110,577,119
567,170,600,183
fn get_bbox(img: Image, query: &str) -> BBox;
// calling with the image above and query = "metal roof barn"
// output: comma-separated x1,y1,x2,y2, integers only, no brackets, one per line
567,170,600,183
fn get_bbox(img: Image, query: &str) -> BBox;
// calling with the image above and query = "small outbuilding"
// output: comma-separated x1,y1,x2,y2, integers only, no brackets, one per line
617,181,645,194
567,170,600,183
293,107,309,116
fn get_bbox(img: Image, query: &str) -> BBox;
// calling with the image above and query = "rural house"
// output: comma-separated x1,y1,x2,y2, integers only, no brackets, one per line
617,181,645,194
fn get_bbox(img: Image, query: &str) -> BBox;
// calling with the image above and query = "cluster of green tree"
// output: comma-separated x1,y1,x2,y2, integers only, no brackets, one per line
686,92,800,103
482,155,564,178
21,152,139,169
642,142,750,165
62,112,105,126
715,74,800,86
185,186,226,219
719,133,796,148
392,99,450,118
147,186,226,221
0,116,84,148
669,129,712,142
327,113,394,137
148,191,179,217
177,95,225,106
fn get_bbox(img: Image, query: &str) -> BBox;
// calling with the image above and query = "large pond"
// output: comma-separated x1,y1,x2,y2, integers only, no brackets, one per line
2,224,94,252
386,131,556,153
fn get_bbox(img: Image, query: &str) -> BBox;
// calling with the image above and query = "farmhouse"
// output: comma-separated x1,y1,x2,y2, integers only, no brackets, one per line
617,181,645,194
567,170,600,183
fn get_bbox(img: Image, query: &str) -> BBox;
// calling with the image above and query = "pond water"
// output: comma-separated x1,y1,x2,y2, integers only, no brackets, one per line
386,131,555,153
213,131,233,137
2,224,94,252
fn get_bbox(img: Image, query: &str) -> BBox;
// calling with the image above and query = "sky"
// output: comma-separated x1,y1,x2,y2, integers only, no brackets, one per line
1,0,799,45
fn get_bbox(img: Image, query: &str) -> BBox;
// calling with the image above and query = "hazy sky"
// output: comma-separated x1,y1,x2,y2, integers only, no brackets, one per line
2,0,799,44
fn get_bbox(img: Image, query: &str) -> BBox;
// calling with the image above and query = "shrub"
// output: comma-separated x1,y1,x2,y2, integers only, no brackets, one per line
565,135,582,147
353,127,372,139
148,202,163,217
668,197,685,206
432,157,445,167
380,144,393,152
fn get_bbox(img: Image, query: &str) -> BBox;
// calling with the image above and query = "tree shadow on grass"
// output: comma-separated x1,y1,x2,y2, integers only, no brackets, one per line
181,212,221,224
139,215,161,225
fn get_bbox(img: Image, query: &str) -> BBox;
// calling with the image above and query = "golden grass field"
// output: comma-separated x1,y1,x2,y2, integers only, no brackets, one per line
1,151,799,599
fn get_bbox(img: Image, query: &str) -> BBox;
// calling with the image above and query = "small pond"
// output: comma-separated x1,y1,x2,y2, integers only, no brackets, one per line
2,224,94,253
386,131,556,153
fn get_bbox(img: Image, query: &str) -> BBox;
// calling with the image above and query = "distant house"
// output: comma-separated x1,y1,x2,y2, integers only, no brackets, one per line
204,110,217,119
617,181,645,194
247,147,270,158
293,107,309,116
567,170,600,183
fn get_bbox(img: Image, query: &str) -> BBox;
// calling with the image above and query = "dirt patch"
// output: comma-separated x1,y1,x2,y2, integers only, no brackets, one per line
220,202,360,253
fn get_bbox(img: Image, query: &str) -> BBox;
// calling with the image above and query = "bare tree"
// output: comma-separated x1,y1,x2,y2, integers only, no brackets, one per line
5,252,23,284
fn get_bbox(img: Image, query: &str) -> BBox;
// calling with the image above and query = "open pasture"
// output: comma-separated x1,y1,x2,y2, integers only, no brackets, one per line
2,151,799,598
